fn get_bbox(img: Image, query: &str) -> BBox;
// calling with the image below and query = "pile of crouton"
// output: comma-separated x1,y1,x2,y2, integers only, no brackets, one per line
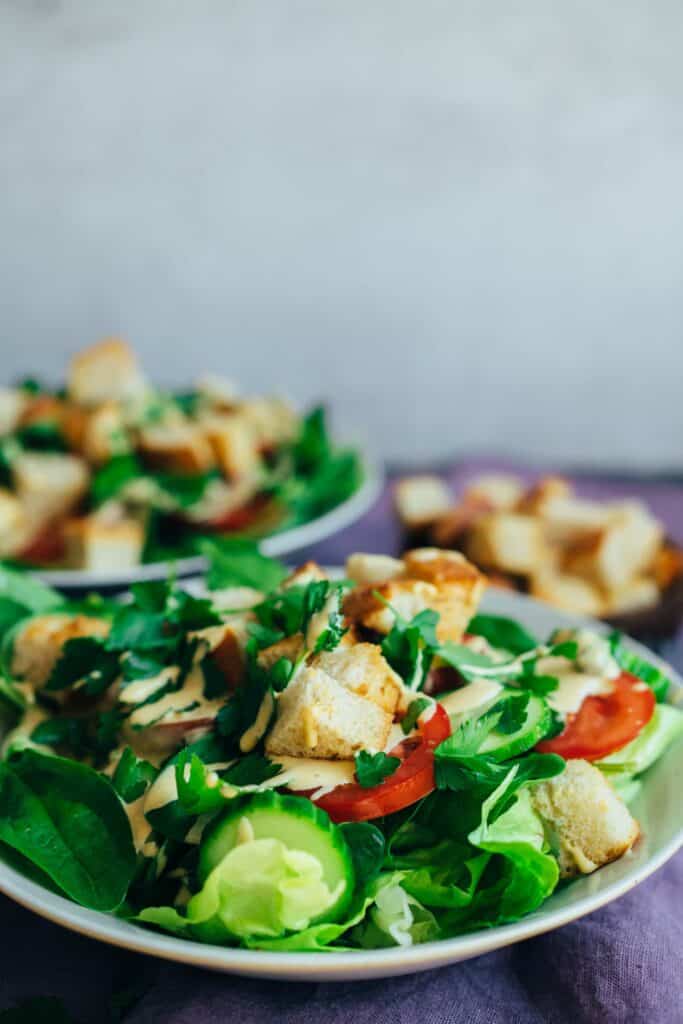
0,338,297,569
395,473,683,620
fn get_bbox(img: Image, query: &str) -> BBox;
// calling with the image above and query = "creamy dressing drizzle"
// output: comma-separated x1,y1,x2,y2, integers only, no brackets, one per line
272,755,356,799
438,679,503,716
239,691,275,752
128,664,223,728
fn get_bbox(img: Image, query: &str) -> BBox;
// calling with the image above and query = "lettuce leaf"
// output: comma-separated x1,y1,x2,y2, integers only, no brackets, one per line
597,703,683,777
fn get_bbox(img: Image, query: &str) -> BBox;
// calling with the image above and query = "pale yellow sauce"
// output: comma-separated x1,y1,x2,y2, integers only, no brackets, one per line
438,679,503,716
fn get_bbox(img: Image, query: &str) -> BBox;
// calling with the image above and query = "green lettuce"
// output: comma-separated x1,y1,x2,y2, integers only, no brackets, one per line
597,704,683,777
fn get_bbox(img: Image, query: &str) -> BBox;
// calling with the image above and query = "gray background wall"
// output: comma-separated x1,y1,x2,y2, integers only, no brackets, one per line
2,1,682,468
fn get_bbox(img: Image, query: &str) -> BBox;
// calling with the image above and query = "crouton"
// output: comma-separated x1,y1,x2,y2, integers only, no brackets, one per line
11,613,110,690
343,574,480,644
67,338,147,407
539,496,613,545
13,452,89,525
403,547,484,587
463,474,524,511
209,586,264,612
313,643,403,714
80,402,131,463
394,476,453,529
465,513,546,576
202,413,261,481
190,621,251,688
653,544,683,591
195,374,238,410
138,421,215,475
239,397,298,449
0,489,31,558
606,576,660,615
258,633,304,670
0,388,27,436
345,553,405,585
431,496,492,547
530,571,604,617
563,506,662,593
62,515,145,571
265,667,392,760
531,759,639,878
516,476,572,515
281,561,329,589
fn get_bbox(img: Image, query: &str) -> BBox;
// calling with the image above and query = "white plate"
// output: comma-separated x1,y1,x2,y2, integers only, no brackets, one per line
29,456,383,590
0,587,681,981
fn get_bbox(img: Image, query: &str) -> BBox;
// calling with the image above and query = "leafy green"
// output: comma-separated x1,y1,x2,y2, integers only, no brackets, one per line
494,692,531,735
175,751,282,815
202,538,287,592
46,636,120,696
153,470,218,509
339,822,386,886
112,747,157,804
609,632,671,702
467,614,538,655
0,565,63,617
0,750,136,910
401,697,431,735
597,703,683,776
92,455,142,504
16,421,67,452
381,607,439,690
354,750,401,788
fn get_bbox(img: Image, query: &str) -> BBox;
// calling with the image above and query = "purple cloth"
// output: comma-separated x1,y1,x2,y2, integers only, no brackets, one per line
1,461,682,1023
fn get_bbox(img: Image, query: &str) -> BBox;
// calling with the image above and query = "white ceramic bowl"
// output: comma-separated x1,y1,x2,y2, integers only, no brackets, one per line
0,587,680,980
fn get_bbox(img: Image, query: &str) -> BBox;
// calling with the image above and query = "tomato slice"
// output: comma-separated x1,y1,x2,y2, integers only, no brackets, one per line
20,524,66,566
313,703,451,823
536,671,655,761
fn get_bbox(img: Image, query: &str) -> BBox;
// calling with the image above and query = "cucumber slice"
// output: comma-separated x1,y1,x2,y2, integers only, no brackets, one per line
478,689,552,761
199,791,354,923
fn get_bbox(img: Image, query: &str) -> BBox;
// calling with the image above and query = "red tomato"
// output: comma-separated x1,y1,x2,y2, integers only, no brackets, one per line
313,703,451,823
536,671,655,761
20,524,66,566
202,497,268,533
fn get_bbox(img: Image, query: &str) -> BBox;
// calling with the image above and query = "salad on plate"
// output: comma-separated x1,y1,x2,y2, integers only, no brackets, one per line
0,338,362,570
0,545,680,952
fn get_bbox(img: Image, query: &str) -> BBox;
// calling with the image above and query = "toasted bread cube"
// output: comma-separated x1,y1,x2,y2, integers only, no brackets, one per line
240,397,298,448
202,413,261,481
195,374,238,410
606,576,660,615
343,576,479,644
139,421,215,475
258,633,304,670
62,515,144,571
653,545,683,591
516,476,572,515
0,388,27,436
265,667,392,760
11,613,110,689
465,513,545,576
563,507,663,592
463,474,524,511
530,571,604,617
532,759,639,878
345,553,405,585
13,452,89,525
313,643,403,714
539,496,613,544
190,621,251,688
403,547,484,587
394,476,453,529
431,496,493,547
209,586,264,611
81,402,131,463
282,561,329,589
67,338,147,407
0,489,31,558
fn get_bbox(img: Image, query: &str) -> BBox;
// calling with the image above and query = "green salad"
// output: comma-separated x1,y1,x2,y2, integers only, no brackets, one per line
0,545,680,952
0,338,362,570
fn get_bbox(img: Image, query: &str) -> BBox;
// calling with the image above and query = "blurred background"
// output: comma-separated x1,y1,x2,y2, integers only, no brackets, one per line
2,1,682,468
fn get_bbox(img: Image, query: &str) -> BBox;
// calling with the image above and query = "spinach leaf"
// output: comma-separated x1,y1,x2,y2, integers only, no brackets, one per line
0,750,136,910
200,537,287,592
339,822,385,885
112,747,157,804
354,750,400,788
467,614,538,655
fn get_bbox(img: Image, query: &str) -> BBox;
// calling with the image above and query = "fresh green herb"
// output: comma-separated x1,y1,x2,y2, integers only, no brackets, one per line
216,644,277,748
199,654,229,699
311,595,347,654
201,537,287,592
16,377,44,394
401,697,432,734
381,606,439,690
45,637,120,696
550,640,579,661
492,692,530,735
153,470,219,509
175,751,282,814
112,747,157,804
467,614,538,655
16,421,67,452
518,673,559,696
354,750,401,788
0,750,136,910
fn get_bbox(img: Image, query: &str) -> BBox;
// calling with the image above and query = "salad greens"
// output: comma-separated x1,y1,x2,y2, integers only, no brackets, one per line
0,552,679,954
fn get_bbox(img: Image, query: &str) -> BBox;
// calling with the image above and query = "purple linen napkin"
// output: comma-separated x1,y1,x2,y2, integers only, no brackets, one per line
1,461,681,1024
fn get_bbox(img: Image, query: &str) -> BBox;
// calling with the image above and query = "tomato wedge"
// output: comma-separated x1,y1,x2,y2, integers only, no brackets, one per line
313,703,451,823
536,671,655,762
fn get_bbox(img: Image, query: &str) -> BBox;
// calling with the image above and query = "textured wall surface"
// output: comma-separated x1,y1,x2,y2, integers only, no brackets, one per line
2,2,682,466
